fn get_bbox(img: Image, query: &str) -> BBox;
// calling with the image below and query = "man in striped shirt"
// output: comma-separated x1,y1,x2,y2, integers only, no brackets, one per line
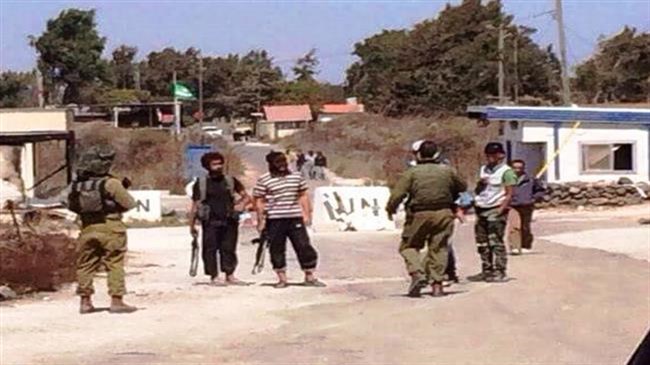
253,151,325,289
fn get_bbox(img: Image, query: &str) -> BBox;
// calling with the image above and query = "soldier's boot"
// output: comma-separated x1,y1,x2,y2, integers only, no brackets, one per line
79,296,95,314
407,273,428,298
109,296,138,314
467,271,493,282
431,281,445,297
488,271,509,283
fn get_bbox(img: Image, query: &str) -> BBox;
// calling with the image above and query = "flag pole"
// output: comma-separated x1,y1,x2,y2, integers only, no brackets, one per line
173,70,181,135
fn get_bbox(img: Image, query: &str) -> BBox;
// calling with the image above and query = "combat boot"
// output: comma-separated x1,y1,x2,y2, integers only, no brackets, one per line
431,282,445,297
407,273,428,298
109,296,138,314
79,296,95,314
467,271,493,282
489,271,509,283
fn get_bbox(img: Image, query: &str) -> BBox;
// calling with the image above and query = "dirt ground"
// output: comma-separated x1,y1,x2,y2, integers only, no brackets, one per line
2,142,648,364
1,203,649,365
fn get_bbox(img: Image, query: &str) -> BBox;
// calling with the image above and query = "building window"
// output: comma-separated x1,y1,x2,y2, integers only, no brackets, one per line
581,143,634,173
276,121,306,130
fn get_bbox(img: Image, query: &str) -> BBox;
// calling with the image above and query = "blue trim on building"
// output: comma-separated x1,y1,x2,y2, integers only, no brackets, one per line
467,106,650,124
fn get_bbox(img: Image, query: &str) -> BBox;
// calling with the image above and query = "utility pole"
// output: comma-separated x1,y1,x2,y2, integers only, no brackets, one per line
513,33,519,104
198,55,204,136
555,0,572,105
498,23,506,105
35,68,44,108
134,63,141,91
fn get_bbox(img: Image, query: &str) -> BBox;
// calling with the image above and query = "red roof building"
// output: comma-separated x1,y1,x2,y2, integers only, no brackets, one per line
257,104,313,141
263,104,312,122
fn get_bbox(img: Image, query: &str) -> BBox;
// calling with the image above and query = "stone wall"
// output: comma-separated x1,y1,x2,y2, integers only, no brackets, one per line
536,181,650,208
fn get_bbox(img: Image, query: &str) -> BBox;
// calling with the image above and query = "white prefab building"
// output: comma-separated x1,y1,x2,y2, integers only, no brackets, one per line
467,106,650,183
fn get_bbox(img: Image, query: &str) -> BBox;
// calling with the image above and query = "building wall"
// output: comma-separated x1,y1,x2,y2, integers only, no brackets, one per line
277,128,302,139
0,109,70,198
505,121,650,182
257,121,306,140
257,122,276,140
0,108,70,132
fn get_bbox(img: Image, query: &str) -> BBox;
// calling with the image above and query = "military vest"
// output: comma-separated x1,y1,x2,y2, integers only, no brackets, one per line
195,175,235,222
68,177,118,215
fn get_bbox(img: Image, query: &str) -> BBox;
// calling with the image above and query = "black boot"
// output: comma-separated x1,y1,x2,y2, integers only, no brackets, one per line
467,271,493,282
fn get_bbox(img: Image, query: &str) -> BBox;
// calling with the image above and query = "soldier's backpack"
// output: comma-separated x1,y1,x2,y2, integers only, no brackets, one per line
195,175,236,222
68,177,111,214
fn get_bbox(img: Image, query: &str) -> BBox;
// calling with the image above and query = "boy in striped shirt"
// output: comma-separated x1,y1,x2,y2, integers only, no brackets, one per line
253,151,325,289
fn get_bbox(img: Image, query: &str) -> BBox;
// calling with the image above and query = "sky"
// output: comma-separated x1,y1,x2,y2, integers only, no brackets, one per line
1,0,649,84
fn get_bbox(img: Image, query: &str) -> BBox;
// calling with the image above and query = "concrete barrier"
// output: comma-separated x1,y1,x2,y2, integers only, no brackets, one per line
312,186,396,232
123,190,163,222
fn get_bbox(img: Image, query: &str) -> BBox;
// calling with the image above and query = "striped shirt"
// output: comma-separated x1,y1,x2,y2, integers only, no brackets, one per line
253,172,308,220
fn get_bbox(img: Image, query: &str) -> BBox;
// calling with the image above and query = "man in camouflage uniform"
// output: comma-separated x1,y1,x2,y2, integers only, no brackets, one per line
68,145,137,314
469,142,517,283
386,140,467,297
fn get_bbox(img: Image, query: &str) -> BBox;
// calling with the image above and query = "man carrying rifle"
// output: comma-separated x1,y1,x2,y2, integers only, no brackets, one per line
189,152,251,286
253,151,325,289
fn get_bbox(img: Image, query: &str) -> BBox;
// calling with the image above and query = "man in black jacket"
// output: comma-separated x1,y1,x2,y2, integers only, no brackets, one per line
507,159,546,254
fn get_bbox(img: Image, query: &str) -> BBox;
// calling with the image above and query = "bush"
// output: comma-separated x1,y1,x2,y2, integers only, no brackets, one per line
74,123,244,194
282,113,497,186
0,227,76,293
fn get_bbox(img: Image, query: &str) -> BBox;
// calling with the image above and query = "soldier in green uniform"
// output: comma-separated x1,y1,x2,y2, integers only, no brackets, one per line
469,142,517,283
386,140,467,297
67,145,137,314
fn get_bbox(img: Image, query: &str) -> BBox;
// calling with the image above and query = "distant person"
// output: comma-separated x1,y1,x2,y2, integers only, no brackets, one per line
296,150,306,173
67,145,137,314
386,140,467,297
286,149,297,170
253,151,325,288
314,151,327,180
507,159,546,254
469,142,517,283
189,152,252,286
303,150,316,180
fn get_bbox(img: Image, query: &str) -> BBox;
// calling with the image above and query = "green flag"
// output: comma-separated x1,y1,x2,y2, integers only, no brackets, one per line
171,82,196,100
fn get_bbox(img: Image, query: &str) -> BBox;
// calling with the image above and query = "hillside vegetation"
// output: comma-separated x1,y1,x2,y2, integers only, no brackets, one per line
282,114,498,186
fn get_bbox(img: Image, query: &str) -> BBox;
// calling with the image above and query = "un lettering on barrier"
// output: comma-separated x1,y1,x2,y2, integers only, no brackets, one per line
123,190,163,222
312,186,396,232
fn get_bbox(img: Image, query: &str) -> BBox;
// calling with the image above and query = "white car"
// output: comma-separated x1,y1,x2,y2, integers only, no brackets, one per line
201,126,224,138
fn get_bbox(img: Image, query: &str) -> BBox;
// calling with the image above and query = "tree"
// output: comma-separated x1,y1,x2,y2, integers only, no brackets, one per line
277,80,345,113
231,50,283,119
292,48,319,81
574,27,650,103
345,30,408,114
141,47,200,98
346,0,561,115
112,45,138,89
30,8,107,104
0,71,36,108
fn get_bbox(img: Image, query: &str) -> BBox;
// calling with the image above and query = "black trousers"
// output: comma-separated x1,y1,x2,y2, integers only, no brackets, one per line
202,221,238,276
267,218,318,271
445,244,457,278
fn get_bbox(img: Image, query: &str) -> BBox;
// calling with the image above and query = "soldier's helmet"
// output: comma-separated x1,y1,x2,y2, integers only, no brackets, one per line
76,144,116,177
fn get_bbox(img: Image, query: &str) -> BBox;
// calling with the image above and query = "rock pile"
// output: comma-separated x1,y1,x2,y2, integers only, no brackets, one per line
536,181,649,208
